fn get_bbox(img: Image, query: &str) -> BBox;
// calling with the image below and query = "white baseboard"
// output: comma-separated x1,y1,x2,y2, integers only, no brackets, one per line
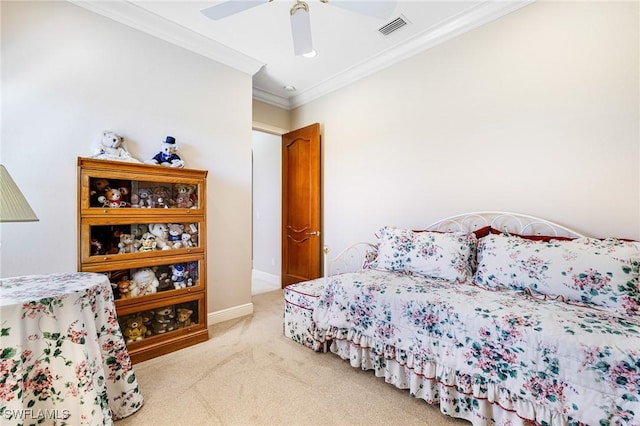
207,302,254,326
206,270,280,326
251,269,280,285
252,269,281,295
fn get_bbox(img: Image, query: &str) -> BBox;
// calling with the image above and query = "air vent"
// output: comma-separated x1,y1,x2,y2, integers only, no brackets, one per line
378,15,408,36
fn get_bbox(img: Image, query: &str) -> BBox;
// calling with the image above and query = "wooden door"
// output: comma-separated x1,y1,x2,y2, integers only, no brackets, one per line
282,123,321,287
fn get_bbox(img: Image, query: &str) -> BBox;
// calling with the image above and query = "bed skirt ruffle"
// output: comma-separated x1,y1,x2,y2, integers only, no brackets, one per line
328,332,581,426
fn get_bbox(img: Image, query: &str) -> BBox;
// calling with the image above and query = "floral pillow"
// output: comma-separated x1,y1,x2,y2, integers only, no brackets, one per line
474,234,640,316
372,226,477,282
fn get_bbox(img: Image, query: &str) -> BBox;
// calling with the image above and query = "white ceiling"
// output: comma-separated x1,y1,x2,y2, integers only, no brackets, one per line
72,0,532,109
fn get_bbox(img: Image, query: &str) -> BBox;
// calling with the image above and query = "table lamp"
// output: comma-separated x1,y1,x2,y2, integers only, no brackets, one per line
0,164,39,222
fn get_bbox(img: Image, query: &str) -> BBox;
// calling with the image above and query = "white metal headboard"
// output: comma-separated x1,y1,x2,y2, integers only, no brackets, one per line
426,211,585,238
323,211,585,277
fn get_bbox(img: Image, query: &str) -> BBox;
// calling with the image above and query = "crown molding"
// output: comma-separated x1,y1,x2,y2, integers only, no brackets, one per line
69,0,264,76
287,0,534,109
252,87,291,110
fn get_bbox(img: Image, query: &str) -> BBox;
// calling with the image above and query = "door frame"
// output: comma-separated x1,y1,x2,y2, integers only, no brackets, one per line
251,125,287,294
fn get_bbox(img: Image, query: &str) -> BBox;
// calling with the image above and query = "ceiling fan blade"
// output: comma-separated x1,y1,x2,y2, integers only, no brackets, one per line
329,0,397,19
201,0,266,20
290,6,314,56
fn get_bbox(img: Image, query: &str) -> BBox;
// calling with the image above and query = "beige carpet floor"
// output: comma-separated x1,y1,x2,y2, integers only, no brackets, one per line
117,289,470,426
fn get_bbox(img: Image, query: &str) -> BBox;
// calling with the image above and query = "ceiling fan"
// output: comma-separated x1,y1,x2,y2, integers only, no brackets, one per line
201,0,397,57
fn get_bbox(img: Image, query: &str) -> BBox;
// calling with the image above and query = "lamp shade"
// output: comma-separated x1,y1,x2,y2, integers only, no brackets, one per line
290,5,313,56
0,165,39,222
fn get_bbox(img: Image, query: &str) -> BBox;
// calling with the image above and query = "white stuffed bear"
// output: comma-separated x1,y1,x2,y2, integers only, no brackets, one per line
132,268,160,296
148,223,171,250
145,136,185,168
92,130,141,163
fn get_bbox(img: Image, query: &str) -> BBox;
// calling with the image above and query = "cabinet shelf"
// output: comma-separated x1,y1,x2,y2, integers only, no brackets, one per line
78,157,208,363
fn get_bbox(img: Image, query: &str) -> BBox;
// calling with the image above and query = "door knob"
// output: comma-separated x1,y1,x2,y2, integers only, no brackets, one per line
306,231,320,236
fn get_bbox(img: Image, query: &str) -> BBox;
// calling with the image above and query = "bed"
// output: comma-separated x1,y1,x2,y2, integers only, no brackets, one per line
283,212,640,426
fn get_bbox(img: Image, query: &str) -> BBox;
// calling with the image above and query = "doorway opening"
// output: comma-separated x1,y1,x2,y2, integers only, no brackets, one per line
251,130,282,295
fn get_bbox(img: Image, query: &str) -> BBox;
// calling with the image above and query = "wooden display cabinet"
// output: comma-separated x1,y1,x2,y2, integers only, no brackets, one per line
77,157,208,363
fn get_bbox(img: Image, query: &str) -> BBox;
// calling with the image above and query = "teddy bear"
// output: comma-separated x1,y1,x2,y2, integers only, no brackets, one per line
150,186,174,208
153,266,173,291
92,130,141,163
148,223,171,250
181,232,194,248
90,238,105,255
130,187,154,208
152,306,176,334
90,178,110,207
175,308,193,329
106,228,125,254
186,262,198,284
137,233,157,252
174,184,197,208
130,224,148,239
171,264,187,289
132,268,160,296
184,223,199,246
98,187,129,208
140,310,155,336
136,310,153,337
122,316,147,343
145,136,185,168
174,194,192,209
118,233,139,253
116,276,140,300
167,223,185,249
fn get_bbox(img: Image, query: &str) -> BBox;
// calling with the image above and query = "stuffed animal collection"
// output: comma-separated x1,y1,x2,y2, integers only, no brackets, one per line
119,300,196,340
89,131,191,168
119,302,196,340
92,223,198,256
111,262,198,301
90,180,197,210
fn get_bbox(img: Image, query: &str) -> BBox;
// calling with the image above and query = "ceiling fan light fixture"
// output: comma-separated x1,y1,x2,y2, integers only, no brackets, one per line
290,1,314,56
302,49,317,58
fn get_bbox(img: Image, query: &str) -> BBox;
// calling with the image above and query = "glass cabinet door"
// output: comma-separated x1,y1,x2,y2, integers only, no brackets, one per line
79,164,206,216
87,178,200,209
83,258,203,302
81,220,203,264
118,298,202,344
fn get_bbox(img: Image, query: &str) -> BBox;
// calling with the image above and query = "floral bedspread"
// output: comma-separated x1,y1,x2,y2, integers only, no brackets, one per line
313,270,640,425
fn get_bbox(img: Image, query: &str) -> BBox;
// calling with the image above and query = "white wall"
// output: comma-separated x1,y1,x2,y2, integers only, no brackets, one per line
1,1,254,315
253,100,290,134
251,131,281,279
291,1,640,257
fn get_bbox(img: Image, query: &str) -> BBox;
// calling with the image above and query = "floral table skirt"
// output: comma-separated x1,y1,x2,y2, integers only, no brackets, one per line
0,272,144,425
